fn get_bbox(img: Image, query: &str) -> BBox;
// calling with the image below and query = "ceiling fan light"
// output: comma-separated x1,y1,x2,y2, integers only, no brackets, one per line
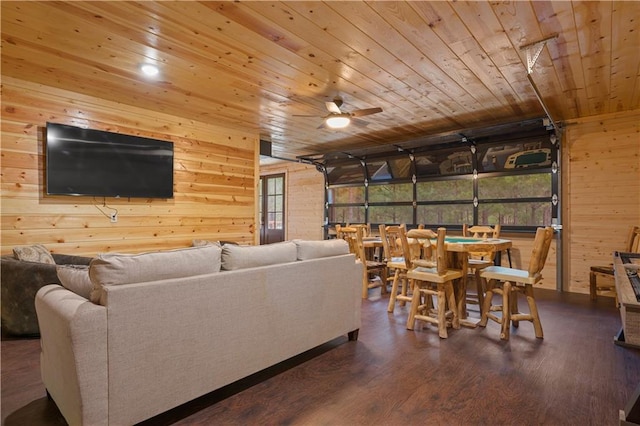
325,115,351,129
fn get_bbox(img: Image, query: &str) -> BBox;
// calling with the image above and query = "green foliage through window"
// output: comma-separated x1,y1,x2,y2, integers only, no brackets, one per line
369,183,413,202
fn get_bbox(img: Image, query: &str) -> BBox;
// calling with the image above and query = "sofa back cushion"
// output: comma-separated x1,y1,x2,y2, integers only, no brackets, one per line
57,265,93,299
221,241,297,271
293,239,350,260
89,245,222,304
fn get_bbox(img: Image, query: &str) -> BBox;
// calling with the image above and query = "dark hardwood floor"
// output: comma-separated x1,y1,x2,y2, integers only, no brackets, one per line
2,288,640,425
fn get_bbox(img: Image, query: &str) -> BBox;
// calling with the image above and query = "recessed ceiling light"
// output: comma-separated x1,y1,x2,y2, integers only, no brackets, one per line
140,64,159,77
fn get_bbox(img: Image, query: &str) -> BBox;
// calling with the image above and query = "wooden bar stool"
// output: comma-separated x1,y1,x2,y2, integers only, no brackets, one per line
463,224,510,267
464,242,498,314
589,225,640,300
404,227,464,339
478,227,554,340
340,226,387,299
380,224,411,312
462,224,500,239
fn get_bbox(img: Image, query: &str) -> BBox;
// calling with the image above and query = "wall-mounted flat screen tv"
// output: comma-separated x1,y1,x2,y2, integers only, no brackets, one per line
46,122,174,198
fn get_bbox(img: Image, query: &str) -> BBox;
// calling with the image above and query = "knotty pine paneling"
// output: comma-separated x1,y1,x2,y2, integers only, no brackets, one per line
1,77,259,256
260,161,324,241
564,110,640,295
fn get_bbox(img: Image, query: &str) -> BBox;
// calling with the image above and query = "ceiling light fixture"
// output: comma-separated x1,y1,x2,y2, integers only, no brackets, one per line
140,64,159,77
325,114,351,129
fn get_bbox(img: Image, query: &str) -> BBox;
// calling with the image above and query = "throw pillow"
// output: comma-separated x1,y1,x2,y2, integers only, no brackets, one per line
13,244,56,265
89,245,222,304
293,239,350,260
192,239,222,247
56,265,93,300
221,241,297,271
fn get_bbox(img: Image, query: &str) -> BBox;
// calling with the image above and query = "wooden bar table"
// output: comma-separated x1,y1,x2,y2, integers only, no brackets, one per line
362,233,512,327
424,236,513,328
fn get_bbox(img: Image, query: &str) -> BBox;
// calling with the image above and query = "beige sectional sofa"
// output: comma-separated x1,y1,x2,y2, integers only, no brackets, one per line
35,240,362,426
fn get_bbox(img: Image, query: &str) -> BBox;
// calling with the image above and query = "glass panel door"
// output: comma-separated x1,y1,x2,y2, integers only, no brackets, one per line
260,174,285,244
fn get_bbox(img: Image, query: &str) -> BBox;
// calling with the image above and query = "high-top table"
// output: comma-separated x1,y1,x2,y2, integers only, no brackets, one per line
419,235,513,327
365,234,512,327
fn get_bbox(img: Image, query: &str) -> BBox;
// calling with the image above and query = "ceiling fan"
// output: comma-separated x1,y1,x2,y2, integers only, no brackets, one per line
294,96,383,129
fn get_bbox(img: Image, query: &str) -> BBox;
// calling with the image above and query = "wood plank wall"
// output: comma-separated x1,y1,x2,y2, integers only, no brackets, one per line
564,110,640,295
260,161,324,241
1,77,259,257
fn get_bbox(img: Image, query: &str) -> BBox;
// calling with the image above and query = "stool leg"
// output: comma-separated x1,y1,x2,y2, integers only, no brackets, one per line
510,287,519,328
437,284,448,338
479,278,494,327
475,269,485,311
381,268,388,295
400,273,409,306
387,269,401,312
500,282,511,340
524,284,543,339
406,280,421,330
589,271,597,301
446,282,459,330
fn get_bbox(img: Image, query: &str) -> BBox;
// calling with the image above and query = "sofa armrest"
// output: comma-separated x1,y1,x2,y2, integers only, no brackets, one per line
1,256,61,336
1,254,93,336
36,285,108,426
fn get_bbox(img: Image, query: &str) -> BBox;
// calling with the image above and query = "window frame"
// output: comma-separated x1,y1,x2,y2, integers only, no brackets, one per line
321,128,559,236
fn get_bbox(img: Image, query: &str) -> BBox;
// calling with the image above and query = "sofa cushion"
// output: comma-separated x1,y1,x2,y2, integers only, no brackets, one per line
293,239,350,260
221,241,297,271
56,265,93,300
13,244,56,265
89,245,222,304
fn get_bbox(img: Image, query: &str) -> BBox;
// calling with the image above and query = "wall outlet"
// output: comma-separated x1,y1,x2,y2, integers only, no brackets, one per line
110,212,118,223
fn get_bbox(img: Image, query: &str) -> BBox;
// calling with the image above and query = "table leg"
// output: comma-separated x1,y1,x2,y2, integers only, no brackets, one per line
455,253,480,328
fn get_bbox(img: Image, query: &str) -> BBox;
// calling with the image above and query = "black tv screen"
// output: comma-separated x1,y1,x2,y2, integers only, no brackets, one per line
46,122,174,198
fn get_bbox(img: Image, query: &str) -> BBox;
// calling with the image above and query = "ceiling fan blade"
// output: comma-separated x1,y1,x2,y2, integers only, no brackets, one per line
351,107,383,117
292,114,320,117
352,118,370,127
325,101,342,114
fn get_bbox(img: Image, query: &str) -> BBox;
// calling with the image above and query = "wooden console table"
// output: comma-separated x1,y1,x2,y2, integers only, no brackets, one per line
614,252,640,348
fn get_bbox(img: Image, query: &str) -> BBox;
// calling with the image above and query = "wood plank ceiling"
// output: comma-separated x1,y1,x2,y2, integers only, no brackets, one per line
2,1,639,160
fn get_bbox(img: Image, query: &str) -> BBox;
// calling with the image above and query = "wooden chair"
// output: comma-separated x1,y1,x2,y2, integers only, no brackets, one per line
478,226,554,340
341,226,388,299
590,225,640,300
463,242,498,314
346,223,371,237
380,224,418,313
342,223,377,259
403,227,464,338
463,224,501,239
463,223,510,267
461,225,502,312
